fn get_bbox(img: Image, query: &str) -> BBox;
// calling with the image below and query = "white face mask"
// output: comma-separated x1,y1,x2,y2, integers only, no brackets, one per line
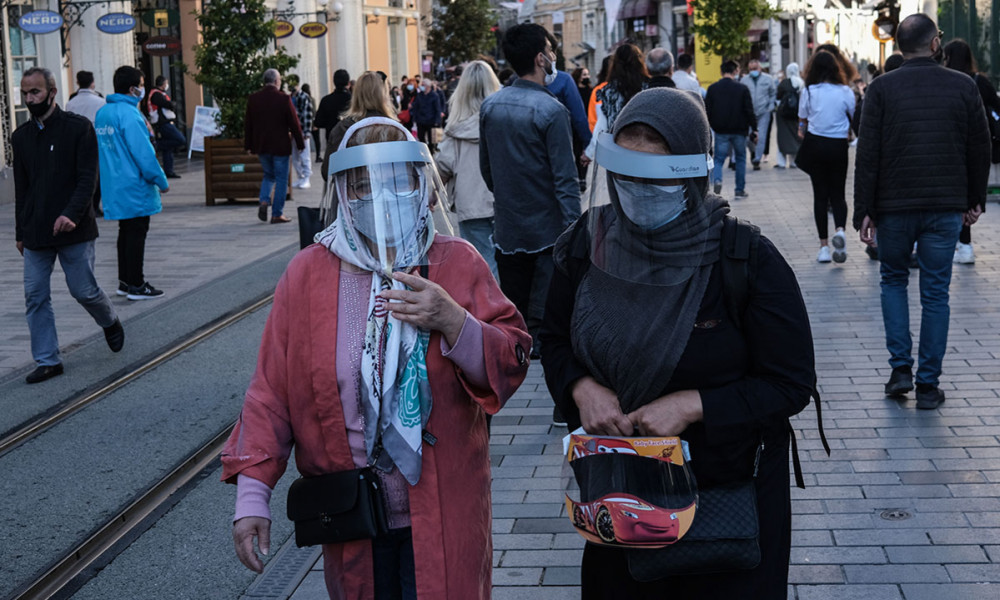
542,53,557,86
134,86,145,99
613,179,687,230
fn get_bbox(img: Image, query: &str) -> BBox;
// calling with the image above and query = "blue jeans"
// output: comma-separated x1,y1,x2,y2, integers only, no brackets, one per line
24,240,117,366
751,113,770,161
713,133,746,193
156,121,186,174
258,153,290,217
877,211,963,386
372,527,417,600
459,217,499,281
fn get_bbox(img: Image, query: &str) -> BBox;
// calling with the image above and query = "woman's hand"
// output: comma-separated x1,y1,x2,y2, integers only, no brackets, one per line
233,516,271,573
572,376,634,436
381,271,467,346
628,390,704,437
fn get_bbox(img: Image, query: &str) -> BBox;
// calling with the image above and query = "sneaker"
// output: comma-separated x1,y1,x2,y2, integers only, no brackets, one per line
258,202,268,222
26,363,63,384
817,246,832,263
915,385,945,410
297,180,311,189
831,231,847,263
103,318,124,352
552,405,568,427
752,161,761,171
954,243,975,264
713,182,722,194
774,163,786,169
885,366,914,397
116,281,129,296
865,245,879,261
127,282,165,301
734,190,748,199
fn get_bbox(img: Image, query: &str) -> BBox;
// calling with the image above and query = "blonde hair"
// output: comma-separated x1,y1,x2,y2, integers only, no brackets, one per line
342,72,398,121
446,61,501,127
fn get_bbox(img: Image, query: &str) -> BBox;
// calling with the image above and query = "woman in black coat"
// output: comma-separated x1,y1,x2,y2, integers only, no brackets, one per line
540,88,816,599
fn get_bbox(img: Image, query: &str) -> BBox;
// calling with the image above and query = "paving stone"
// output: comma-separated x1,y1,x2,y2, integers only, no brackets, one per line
885,545,988,564
899,583,1000,600
843,564,950,583
540,567,578,586
795,584,903,600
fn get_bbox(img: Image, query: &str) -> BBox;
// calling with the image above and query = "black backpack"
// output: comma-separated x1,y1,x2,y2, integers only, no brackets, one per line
778,87,799,120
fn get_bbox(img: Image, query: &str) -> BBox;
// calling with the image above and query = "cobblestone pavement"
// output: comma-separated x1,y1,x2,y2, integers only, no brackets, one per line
0,157,322,381
256,151,1000,600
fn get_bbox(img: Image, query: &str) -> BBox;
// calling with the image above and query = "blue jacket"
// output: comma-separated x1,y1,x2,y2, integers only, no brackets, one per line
409,90,443,126
95,93,167,220
547,70,592,146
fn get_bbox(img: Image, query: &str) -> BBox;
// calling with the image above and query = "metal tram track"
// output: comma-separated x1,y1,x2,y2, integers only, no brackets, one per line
6,294,276,600
0,294,274,459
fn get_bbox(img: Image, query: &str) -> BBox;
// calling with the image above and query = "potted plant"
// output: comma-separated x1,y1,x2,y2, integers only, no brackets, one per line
187,0,298,205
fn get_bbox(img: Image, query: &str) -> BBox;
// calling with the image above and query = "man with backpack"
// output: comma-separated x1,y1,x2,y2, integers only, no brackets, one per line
147,75,184,179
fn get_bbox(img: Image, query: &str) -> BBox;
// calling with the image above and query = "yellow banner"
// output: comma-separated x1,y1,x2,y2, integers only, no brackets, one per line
692,10,723,88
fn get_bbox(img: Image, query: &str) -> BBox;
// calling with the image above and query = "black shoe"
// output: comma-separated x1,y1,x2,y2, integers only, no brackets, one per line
713,182,722,195
909,253,919,269
752,161,761,171
915,384,945,410
734,190,749,199
865,245,879,261
104,318,124,352
885,366,914,397
26,363,64,384
258,202,268,222
165,172,181,179
552,405,568,427
116,281,129,297
728,162,736,170
127,282,165,301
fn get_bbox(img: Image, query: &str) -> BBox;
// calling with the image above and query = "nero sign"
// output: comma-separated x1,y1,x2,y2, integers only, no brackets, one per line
18,11,63,34
96,13,137,34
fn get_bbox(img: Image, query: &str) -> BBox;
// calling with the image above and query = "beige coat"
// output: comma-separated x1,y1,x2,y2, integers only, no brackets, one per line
436,116,494,223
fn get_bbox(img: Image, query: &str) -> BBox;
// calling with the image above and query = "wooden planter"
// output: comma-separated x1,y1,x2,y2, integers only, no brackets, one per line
203,137,293,206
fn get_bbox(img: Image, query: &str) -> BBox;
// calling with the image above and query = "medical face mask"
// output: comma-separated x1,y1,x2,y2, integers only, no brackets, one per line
542,54,557,86
134,86,145,99
613,179,687,230
749,70,760,78
407,84,414,92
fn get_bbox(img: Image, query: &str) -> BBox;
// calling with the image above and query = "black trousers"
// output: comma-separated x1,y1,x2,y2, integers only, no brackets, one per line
117,216,150,287
806,135,849,240
416,122,435,151
495,248,553,353
311,129,322,160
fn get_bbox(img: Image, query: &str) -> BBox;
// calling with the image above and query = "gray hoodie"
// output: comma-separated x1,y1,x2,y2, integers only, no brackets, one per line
437,115,494,222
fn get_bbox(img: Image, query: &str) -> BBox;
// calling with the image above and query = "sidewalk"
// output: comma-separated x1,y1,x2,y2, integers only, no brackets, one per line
0,156,323,381
249,153,1000,600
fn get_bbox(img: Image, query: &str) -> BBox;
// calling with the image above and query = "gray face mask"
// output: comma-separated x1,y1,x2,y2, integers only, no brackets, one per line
613,179,687,230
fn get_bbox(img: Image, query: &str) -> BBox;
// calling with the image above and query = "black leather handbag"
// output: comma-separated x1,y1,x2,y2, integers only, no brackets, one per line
286,467,388,547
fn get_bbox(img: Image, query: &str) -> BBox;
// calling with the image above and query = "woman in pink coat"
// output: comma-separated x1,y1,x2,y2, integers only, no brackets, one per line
222,117,531,599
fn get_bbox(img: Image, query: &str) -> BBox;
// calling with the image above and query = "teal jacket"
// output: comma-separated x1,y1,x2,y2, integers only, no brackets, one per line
95,93,167,220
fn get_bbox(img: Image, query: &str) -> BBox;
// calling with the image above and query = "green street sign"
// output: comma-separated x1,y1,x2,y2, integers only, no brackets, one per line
230,164,245,173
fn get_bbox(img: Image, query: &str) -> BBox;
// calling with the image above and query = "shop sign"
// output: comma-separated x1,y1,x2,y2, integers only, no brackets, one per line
230,164,246,173
143,35,182,56
141,9,180,28
299,22,327,38
274,20,294,38
18,11,63,35
96,13,137,34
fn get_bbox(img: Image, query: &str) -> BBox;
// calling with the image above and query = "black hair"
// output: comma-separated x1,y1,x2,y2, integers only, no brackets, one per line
720,60,738,75
571,67,585,85
113,66,143,94
497,68,515,86
334,69,350,89
301,83,312,96
596,54,612,84
884,54,905,73
607,44,649,101
896,13,938,54
943,39,977,76
76,70,94,89
676,53,693,70
804,51,846,86
502,23,557,77
376,71,388,82
154,75,167,88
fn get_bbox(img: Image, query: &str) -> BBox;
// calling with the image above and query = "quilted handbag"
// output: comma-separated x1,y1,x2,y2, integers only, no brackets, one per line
626,480,760,580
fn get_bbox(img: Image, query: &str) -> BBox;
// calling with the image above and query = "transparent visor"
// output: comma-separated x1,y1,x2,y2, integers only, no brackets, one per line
326,141,454,272
586,132,715,286
562,432,699,548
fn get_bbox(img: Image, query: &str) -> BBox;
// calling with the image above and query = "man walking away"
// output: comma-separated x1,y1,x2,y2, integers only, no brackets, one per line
14,67,123,383
244,69,305,224
409,81,444,152
646,48,676,89
705,60,757,198
741,58,776,169
313,69,351,160
96,65,170,301
854,13,991,409
291,82,315,188
65,70,106,216
480,23,581,423
147,75,185,179
673,54,706,97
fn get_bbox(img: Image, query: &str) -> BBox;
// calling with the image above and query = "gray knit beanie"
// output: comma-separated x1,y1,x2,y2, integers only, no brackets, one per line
611,87,711,157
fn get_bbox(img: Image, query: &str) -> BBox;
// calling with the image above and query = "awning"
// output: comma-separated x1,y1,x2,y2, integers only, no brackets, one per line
617,0,657,20
747,28,767,42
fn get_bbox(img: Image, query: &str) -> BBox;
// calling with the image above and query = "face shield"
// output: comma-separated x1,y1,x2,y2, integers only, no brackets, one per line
327,139,453,274
587,132,716,286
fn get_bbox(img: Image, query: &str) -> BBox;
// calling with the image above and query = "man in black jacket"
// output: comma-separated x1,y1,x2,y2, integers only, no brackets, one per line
313,69,351,160
705,60,757,198
854,13,991,410
645,48,676,89
13,67,123,384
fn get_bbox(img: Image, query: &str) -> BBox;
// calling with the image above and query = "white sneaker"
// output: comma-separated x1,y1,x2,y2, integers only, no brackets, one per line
954,243,975,264
817,246,832,263
298,180,311,189
831,231,847,263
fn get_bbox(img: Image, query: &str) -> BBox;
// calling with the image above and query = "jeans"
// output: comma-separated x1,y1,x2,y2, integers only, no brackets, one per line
24,240,117,366
713,133,747,193
495,248,553,354
292,138,312,182
459,218,499,281
118,216,150,287
258,153,290,217
877,211,963,387
751,113,770,161
156,121,186,175
372,527,417,600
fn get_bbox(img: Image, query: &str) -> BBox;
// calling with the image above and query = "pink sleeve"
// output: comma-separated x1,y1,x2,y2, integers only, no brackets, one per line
440,312,489,389
234,473,273,522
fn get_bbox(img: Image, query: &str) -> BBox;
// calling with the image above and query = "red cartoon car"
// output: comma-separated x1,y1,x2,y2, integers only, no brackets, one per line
571,437,639,461
568,493,695,547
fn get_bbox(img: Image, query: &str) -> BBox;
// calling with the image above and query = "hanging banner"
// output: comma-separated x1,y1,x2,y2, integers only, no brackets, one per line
96,13,137,34
143,35,182,56
18,11,63,34
299,22,327,38
274,20,294,38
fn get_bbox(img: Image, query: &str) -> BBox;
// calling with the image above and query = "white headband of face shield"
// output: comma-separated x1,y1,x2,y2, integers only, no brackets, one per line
595,132,713,179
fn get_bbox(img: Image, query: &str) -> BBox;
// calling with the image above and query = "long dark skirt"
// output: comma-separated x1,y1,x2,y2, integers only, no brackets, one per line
776,116,801,157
